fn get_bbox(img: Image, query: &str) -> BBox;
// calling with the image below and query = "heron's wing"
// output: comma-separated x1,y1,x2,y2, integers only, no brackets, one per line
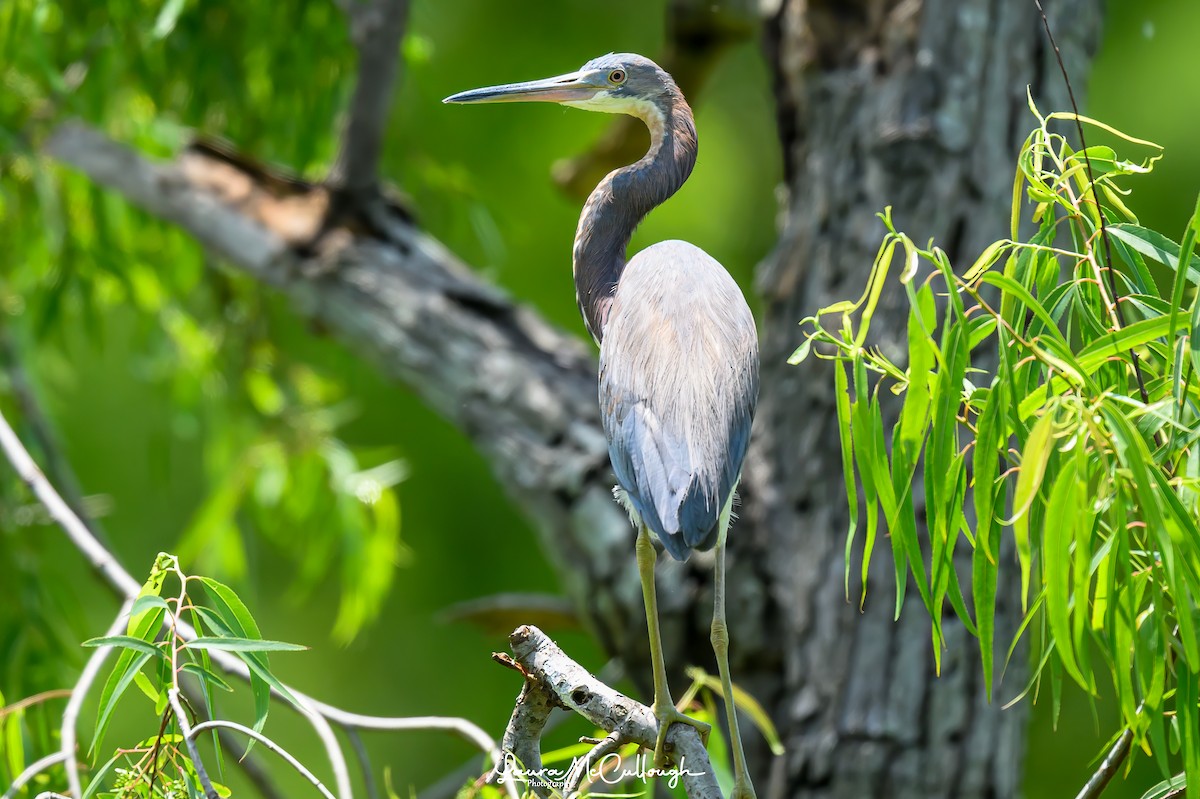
600,388,699,560
599,240,759,560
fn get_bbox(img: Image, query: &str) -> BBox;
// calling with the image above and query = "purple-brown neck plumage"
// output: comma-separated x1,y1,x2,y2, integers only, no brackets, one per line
571,99,698,343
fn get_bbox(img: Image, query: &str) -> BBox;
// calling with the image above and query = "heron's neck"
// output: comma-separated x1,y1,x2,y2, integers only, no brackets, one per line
572,100,697,342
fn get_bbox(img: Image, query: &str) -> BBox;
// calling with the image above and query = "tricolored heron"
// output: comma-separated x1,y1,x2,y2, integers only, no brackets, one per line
445,53,759,799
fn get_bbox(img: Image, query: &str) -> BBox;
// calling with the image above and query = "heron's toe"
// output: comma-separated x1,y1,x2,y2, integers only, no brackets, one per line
650,704,710,768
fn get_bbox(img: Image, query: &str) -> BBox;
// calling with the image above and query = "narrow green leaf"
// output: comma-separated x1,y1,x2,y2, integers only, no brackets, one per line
1042,454,1089,690
186,637,307,653
129,594,172,620
1074,314,1189,372
788,337,813,365
197,578,273,750
834,362,859,601
1108,223,1200,283
1139,775,1187,799
973,379,1008,563
1167,194,1200,363
132,671,159,706
4,710,23,780
685,668,786,757
82,635,167,659
180,662,235,693
963,239,1011,283
92,650,154,756
1013,411,1056,613
850,356,884,610
82,753,122,799
92,569,166,758
1179,671,1199,799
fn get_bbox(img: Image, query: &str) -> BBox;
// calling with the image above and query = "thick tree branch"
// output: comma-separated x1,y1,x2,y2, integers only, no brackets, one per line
331,0,409,198
494,625,723,799
43,121,649,661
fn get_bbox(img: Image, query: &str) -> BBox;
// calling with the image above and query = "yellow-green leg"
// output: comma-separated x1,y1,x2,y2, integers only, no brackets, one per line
712,511,757,799
636,524,710,767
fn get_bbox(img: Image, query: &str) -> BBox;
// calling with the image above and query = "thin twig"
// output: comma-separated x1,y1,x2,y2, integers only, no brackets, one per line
345,729,380,799
145,706,174,798
62,598,135,799
1072,727,1133,799
189,720,337,799
563,730,625,797
179,681,287,799
167,689,221,799
1034,0,1151,407
0,689,73,719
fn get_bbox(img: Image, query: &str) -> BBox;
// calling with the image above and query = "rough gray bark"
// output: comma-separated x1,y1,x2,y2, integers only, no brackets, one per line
743,0,1102,796
41,1,1104,797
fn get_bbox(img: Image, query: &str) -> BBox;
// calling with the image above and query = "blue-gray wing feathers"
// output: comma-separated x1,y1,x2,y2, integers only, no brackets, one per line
599,240,758,561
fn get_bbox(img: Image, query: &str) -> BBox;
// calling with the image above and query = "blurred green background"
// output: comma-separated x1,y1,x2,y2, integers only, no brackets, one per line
1,1,1197,797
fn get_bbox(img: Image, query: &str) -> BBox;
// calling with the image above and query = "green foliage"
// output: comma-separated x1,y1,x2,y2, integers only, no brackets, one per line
0,554,316,796
796,97,1200,796
29,555,304,799
1,0,408,645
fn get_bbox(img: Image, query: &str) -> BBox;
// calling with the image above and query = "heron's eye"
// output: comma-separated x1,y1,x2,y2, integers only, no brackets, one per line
609,69,626,85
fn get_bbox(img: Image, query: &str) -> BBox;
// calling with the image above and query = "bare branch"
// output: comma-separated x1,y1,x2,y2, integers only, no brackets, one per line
180,680,287,799
498,625,723,799
331,0,410,197
166,689,221,799
1,753,68,799
45,124,288,277
1073,728,1133,799
62,599,134,798
491,675,559,797
0,689,73,719
43,122,629,629
190,719,337,799
420,659,622,799
563,730,624,797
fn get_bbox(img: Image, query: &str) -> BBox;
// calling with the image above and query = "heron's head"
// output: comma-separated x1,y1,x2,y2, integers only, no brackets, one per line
443,53,680,123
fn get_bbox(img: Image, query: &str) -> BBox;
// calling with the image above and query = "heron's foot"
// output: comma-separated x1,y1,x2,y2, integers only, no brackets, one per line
650,702,710,768
730,776,758,799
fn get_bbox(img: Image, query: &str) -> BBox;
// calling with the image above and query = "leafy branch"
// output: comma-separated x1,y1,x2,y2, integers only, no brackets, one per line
0,404,509,799
794,98,1200,799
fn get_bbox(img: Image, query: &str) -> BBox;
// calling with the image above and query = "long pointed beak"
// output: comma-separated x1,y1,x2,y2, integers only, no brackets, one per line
443,70,604,105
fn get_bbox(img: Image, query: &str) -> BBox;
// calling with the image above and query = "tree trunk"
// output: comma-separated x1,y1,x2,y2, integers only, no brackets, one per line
43,1,1103,797
730,0,1101,795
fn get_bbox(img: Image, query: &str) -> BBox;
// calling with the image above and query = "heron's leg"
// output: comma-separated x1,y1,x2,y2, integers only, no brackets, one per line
636,524,710,767
712,508,757,799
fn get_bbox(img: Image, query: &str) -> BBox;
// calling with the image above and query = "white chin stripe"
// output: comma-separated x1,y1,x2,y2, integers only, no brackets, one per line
563,93,664,127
